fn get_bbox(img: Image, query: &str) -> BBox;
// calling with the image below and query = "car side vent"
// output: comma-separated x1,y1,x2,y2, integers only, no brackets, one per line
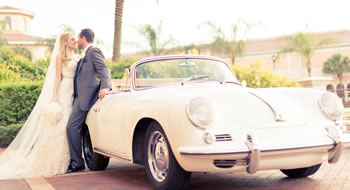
215,134,232,142
213,160,236,168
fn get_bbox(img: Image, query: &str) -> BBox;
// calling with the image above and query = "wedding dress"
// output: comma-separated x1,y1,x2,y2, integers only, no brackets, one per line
0,36,77,179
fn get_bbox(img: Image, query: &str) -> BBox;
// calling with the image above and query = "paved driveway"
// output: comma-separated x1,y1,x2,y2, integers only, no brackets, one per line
1,148,350,190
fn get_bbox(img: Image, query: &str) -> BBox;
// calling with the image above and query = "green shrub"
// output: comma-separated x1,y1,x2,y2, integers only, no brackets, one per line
0,123,22,147
32,56,50,80
11,46,32,61
0,48,48,82
0,81,42,126
0,64,20,82
107,59,137,79
230,61,300,88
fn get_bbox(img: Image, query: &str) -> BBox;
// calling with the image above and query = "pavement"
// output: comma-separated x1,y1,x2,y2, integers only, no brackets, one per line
1,147,350,190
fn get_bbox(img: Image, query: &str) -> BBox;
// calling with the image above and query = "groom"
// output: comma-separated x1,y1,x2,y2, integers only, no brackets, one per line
66,28,112,173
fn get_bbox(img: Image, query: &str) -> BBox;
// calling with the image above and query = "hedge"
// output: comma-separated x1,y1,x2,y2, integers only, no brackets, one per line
107,59,137,79
0,123,22,147
0,82,42,147
0,81,42,126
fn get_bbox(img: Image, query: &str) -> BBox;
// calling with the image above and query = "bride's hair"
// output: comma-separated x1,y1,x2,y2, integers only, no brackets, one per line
59,32,74,64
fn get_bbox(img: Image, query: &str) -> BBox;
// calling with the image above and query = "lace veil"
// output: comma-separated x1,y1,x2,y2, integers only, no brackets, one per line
0,35,61,178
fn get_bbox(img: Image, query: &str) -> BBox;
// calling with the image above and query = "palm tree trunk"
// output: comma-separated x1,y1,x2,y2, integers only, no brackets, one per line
307,59,311,77
231,51,236,65
339,73,343,84
112,0,124,61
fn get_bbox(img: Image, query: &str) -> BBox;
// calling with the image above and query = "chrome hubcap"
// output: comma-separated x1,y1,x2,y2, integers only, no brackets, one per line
148,131,169,182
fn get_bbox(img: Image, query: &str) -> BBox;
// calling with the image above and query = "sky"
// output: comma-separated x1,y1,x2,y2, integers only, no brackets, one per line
2,0,350,58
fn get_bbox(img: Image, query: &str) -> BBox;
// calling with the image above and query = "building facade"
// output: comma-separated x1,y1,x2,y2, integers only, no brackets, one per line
233,30,350,95
0,5,48,61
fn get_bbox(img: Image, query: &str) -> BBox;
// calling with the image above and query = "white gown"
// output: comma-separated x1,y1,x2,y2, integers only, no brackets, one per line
0,60,77,179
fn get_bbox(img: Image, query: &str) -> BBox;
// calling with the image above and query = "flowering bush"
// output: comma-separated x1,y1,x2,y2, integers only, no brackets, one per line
230,61,300,88
0,48,49,82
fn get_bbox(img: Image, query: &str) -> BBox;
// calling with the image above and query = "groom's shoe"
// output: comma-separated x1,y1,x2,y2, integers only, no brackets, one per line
66,165,85,173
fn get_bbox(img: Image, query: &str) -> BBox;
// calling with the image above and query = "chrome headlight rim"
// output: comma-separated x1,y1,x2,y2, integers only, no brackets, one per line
318,92,344,121
185,96,216,129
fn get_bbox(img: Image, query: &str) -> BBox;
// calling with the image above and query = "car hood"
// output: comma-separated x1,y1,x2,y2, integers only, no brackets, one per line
143,82,308,128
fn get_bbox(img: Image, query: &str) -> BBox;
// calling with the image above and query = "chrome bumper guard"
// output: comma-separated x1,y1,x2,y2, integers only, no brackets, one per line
245,133,260,173
244,125,344,173
326,125,344,164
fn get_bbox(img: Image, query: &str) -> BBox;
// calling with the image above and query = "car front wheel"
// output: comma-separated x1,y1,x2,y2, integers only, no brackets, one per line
144,121,191,190
83,128,110,170
280,163,322,178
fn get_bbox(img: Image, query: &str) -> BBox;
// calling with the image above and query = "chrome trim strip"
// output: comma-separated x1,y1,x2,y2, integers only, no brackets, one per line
179,144,335,156
180,151,249,156
248,91,285,122
94,147,131,162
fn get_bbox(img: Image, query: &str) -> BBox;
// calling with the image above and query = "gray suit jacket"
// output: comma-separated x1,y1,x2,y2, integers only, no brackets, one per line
74,46,112,111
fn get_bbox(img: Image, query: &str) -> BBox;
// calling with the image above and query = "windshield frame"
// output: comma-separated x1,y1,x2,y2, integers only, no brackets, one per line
131,55,240,91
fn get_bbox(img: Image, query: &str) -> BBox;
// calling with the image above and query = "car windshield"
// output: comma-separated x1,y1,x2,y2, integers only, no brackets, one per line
135,58,239,88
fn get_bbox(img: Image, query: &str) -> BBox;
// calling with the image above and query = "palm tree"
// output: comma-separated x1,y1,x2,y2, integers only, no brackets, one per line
199,21,226,55
112,0,124,61
199,20,252,65
112,0,159,61
139,21,173,56
323,54,350,84
38,24,75,53
282,30,334,77
59,24,75,35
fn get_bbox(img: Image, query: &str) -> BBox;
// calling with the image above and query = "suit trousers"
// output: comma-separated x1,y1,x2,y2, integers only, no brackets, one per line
66,97,88,168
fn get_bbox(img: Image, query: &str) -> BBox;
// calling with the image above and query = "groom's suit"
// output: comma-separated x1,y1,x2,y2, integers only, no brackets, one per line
67,45,112,168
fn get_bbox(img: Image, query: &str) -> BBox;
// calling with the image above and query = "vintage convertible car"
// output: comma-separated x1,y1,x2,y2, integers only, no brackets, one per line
83,55,350,190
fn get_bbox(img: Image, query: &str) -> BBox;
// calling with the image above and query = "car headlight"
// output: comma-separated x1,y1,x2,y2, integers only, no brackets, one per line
186,97,216,129
318,92,344,121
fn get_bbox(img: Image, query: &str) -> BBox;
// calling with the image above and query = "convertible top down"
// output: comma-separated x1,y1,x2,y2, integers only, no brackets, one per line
83,55,350,190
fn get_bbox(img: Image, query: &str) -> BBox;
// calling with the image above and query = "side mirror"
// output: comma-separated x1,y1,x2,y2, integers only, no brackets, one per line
241,80,247,87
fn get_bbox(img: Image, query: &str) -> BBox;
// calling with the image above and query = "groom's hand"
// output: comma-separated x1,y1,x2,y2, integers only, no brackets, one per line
98,88,110,100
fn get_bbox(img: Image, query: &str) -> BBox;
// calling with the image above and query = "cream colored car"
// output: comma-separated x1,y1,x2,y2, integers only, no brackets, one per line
83,55,350,190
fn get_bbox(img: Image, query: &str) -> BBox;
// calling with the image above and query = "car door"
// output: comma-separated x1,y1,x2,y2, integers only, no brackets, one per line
93,69,133,160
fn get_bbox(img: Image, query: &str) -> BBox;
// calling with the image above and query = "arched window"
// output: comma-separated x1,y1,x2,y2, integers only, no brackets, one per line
5,16,12,30
326,84,334,93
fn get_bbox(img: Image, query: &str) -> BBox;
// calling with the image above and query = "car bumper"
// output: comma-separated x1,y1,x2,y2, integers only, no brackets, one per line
177,125,350,173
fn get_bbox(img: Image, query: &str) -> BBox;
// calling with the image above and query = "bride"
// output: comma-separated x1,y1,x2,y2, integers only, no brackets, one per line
0,32,80,179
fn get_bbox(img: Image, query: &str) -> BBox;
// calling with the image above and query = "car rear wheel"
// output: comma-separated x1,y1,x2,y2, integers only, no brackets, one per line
144,121,191,190
83,128,110,171
280,163,322,178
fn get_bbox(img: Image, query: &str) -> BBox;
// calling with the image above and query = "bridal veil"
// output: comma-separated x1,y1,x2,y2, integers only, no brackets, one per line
0,35,62,179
